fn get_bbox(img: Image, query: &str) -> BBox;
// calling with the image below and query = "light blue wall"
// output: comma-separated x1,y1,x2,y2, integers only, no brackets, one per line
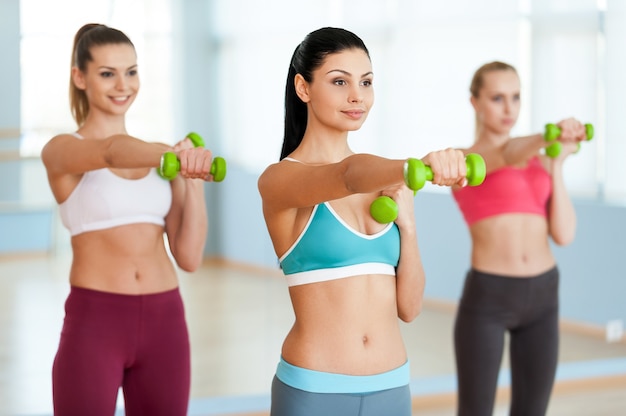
0,0,22,201
0,205,54,253
0,1,20,135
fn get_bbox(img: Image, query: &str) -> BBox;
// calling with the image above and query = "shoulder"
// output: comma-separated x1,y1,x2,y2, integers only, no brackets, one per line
46,132,81,146
41,133,80,163
258,160,294,193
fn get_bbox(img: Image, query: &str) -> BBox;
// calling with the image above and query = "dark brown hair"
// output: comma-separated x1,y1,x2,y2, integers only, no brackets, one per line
281,27,370,160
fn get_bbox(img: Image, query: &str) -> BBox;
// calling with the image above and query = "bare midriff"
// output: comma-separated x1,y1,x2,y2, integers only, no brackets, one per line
69,223,178,294
282,273,407,376
469,213,555,277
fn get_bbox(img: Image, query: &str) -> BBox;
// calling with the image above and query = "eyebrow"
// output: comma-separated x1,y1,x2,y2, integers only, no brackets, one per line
326,69,373,77
98,64,138,71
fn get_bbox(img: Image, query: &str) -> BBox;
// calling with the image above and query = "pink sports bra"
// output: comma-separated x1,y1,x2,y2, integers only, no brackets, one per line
58,133,172,236
452,156,551,226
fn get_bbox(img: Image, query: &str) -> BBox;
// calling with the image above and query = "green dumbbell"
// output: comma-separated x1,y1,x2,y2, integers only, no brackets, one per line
544,123,594,158
158,132,227,182
370,153,486,224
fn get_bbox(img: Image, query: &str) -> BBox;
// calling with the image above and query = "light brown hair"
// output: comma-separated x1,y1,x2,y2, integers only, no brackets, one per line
69,24,135,126
470,61,517,98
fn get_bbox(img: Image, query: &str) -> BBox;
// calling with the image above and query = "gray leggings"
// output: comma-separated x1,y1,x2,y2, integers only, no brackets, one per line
454,267,559,416
270,376,411,416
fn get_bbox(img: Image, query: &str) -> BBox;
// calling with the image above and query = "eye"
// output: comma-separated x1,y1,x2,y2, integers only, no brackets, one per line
128,69,138,76
361,79,372,87
333,79,347,86
100,71,114,78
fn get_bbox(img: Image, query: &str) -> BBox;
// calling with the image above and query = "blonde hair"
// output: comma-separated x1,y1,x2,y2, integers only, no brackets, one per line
470,61,517,98
69,24,135,126
470,61,518,140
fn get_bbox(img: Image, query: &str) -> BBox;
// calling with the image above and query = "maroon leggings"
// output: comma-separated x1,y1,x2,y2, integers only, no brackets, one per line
52,286,190,416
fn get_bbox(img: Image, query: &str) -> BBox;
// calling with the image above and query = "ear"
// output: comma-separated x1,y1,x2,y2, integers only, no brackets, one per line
294,73,310,103
469,95,478,111
71,67,86,90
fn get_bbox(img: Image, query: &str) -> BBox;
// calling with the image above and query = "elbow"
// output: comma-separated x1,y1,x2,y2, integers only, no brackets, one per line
176,255,203,273
398,301,423,323
550,223,576,247
340,157,359,193
179,264,199,273
171,245,204,273
552,232,575,247
102,136,117,167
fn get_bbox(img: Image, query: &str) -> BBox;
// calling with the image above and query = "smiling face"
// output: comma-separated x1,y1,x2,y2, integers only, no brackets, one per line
72,43,139,119
295,48,374,135
471,69,520,135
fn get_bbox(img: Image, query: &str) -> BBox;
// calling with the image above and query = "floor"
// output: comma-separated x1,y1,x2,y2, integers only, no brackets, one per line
0,252,625,416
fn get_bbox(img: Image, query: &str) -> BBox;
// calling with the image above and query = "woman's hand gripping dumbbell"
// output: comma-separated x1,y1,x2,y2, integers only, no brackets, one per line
544,122,594,158
370,153,486,224
158,132,227,181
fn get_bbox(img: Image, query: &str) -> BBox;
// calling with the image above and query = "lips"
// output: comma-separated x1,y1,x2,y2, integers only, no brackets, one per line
343,110,365,119
111,96,131,104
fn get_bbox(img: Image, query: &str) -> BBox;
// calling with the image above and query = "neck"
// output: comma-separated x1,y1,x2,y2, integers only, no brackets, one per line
475,125,510,147
292,124,352,164
79,112,128,139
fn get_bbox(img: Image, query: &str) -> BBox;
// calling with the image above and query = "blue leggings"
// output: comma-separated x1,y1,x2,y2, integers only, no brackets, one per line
270,358,411,416
52,286,190,416
454,267,559,416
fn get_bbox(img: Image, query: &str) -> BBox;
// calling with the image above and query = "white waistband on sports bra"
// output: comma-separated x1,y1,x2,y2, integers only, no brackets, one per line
285,263,396,287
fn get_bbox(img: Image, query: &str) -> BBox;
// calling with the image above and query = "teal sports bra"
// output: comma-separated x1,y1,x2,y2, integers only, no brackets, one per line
279,202,400,287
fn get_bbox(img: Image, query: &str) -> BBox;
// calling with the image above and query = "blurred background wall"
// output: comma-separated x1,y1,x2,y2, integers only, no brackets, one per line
1,0,624,328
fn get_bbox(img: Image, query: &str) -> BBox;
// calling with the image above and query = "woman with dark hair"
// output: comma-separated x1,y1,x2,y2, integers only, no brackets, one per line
258,27,469,416
451,61,587,416
42,23,217,415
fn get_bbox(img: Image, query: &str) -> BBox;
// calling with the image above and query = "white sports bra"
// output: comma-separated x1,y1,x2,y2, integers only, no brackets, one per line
58,133,172,236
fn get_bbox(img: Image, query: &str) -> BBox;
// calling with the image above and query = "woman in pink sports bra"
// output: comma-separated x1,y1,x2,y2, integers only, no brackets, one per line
258,27,469,416
41,24,216,416
451,61,589,416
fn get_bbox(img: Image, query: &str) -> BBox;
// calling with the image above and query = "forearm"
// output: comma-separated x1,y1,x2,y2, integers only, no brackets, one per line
167,179,208,271
104,134,169,169
395,227,425,322
548,161,576,245
342,154,406,193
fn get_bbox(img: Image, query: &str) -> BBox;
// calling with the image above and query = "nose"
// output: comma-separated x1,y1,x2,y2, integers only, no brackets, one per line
503,98,512,114
348,85,363,103
115,76,127,90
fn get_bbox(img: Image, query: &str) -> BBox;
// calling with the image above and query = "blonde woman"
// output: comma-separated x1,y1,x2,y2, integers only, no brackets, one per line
42,24,216,415
452,61,587,416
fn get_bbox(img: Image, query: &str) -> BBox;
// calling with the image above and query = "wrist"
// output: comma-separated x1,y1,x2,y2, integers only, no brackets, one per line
183,177,206,190
397,221,417,235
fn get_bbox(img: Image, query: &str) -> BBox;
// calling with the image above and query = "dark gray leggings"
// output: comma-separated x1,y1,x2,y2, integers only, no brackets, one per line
270,376,411,416
454,267,559,416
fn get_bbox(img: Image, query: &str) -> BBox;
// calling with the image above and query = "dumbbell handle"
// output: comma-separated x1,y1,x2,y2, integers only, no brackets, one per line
370,153,486,224
158,132,227,181
544,123,594,158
